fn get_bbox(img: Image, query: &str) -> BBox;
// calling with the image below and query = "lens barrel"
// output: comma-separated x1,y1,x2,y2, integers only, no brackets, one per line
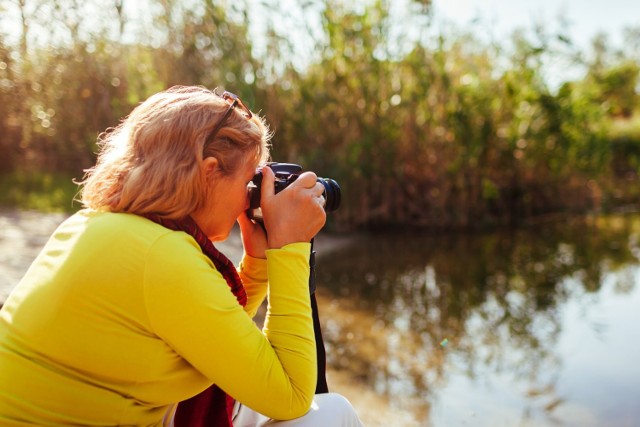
318,178,341,212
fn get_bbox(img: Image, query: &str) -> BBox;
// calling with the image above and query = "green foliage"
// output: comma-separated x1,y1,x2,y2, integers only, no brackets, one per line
0,172,80,212
600,116,640,208
0,0,638,228
593,61,639,117
583,33,640,118
261,3,617,228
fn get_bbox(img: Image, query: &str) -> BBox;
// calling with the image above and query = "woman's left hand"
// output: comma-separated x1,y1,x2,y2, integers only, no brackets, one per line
237,211,268,259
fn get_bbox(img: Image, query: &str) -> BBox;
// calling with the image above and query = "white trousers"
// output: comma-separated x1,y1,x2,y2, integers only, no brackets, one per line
232,393,365,427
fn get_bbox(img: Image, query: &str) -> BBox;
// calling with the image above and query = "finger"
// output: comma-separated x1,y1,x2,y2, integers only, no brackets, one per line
313,182,325,197
291,171,318,189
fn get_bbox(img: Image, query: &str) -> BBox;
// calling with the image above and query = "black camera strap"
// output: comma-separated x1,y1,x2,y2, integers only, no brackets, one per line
309,239,329,394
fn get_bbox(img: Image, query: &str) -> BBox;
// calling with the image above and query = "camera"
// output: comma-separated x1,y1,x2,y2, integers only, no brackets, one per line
247,162,341,222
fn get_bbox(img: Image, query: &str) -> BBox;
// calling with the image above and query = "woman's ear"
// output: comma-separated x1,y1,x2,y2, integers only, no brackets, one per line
202,157,220,183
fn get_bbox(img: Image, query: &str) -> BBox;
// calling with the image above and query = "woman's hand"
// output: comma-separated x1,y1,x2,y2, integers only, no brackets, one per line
259,166,327,249
237,211,268,259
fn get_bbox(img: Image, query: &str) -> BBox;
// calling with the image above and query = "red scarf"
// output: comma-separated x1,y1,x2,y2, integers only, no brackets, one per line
144,214,246,427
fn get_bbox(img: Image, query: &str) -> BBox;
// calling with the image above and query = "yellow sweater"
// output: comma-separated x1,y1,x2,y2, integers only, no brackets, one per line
0,210,316,426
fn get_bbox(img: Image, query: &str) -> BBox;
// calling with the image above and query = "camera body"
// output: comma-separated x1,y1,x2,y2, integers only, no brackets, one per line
247,162,341,222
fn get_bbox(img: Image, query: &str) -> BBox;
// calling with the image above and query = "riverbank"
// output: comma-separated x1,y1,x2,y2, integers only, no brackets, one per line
0,209,402,426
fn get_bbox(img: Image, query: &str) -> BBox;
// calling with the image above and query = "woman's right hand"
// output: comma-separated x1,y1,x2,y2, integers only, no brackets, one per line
259,166,327,249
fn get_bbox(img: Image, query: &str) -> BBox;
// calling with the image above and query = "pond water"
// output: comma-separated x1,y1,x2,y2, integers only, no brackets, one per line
2,210,639,426
315,215,640,427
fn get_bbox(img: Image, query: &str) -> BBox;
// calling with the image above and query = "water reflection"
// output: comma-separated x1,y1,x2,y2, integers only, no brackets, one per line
316,215,640,426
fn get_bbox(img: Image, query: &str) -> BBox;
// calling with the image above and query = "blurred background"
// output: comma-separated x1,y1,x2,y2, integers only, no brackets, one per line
1,0,639,426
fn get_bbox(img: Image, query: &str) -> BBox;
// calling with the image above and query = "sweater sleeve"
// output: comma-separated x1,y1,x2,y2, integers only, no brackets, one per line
238,254,268,319
143,232,316,420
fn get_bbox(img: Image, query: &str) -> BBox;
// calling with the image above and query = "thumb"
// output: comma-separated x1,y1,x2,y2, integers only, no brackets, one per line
260,165,275,202
237,210,252,230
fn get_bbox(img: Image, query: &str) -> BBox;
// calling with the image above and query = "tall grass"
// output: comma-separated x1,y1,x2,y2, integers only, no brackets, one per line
0,0,638,228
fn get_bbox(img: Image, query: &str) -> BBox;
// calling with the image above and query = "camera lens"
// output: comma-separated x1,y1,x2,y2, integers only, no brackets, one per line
318,178,341,213
246,164,341,222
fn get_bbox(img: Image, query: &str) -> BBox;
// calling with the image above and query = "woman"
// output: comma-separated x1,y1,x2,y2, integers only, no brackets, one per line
0,86,363,426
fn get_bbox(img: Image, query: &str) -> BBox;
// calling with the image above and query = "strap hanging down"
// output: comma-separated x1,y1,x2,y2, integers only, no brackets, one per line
309,239,329,394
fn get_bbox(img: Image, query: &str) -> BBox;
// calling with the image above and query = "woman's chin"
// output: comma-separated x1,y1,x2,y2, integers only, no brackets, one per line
209,230,230,242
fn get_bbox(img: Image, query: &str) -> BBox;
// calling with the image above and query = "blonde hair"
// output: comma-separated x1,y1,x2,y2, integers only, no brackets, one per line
79,86,271,219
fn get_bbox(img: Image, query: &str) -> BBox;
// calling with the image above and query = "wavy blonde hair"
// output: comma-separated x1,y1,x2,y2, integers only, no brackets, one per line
79,86,271,219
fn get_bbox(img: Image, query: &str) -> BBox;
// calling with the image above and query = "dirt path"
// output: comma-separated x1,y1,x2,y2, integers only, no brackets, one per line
0,209,68,303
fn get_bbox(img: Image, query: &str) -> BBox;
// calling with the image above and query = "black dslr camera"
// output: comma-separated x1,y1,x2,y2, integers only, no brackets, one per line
247,162,341,222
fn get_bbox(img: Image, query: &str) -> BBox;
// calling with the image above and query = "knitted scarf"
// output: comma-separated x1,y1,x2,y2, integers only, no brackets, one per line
144,213,246,427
